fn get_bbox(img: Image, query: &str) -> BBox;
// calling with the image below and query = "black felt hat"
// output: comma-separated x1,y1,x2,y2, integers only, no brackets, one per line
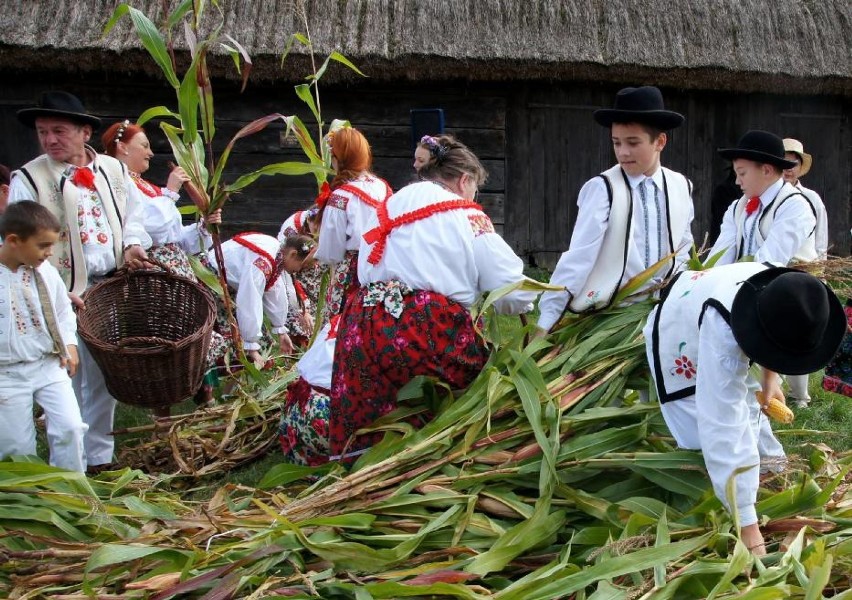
731,268,846,376
718,130,797,169
17,91,101,130
593,86,684,130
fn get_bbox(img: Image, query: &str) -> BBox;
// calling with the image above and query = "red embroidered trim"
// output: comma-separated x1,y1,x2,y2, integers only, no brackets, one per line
363,198,482,265
337,178,393,209
232,232,282,291
293,211,303,233
293,280,308,304
131,173,162,198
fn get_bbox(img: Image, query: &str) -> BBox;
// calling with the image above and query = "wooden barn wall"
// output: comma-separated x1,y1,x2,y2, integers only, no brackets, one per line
1,74,848,270
0,76,506,240
507,84,851,269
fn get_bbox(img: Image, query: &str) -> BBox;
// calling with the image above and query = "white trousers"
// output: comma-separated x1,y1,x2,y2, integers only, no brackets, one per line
0,356,87,472
786,374,811,402
72,335,117,467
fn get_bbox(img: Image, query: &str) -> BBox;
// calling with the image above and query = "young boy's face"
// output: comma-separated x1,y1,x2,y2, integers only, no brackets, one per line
10,228,60,268
733,159,776,199
611,123,666,178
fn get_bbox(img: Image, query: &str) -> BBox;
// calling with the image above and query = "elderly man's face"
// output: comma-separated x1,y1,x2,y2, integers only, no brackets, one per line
35,116,91,165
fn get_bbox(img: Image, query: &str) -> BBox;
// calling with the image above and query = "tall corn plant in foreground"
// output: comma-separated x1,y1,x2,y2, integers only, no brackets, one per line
104,0,357,357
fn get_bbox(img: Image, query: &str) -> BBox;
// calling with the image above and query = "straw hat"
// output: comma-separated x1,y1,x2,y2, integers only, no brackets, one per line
782,138,813,177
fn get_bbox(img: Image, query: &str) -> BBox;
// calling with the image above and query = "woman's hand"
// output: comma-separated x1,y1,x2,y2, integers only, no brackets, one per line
247,349,265,369
166,166,190,193
204,208,223,227
279,332,294,355
298,310,314,334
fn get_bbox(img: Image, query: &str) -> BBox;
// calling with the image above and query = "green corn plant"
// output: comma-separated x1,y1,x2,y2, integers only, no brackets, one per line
103,1,359,359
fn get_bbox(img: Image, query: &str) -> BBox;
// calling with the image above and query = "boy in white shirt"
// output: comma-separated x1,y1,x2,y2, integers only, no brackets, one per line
537,86,694,332
0,201,86,472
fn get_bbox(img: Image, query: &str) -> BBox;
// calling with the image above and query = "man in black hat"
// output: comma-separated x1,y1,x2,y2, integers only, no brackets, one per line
643,262,844,555
8,90,152,473
710,130,817,266
536,86,695,333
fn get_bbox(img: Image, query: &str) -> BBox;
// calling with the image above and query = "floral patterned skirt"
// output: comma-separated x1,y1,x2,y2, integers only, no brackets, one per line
328,283,489,461
822,301,852,398
323,251,360,322
279,377,330,466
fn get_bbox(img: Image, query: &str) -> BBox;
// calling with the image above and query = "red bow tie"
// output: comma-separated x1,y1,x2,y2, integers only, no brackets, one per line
71,167,96,191
745,196,760,216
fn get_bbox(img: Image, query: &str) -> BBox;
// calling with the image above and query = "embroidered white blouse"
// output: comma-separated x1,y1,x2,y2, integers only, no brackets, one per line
206,234,290,351
139,185,211,254
315,175,390,264
358,181,536,314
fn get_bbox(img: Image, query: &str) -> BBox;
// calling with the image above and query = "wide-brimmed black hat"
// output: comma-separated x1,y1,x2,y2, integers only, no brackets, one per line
718,130,796,169
731,267,846,376
17,91,101,130
593,86,684,130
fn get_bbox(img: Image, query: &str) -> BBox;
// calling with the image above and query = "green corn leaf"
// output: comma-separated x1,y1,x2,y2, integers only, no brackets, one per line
495,533,713,600
86,543,193,572
212,113,287,190
654,510,670,588
225,162,330,193
177,56,200,144
257,462,333,489
136,105,179,126
706,538,752,599
103,4,179,89
328,51,368,77
295,83,321,124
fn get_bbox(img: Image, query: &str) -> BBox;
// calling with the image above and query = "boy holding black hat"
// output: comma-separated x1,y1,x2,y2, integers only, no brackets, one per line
8,90,151,473
710,130,817,266
537,86,694,333
644,262,845,555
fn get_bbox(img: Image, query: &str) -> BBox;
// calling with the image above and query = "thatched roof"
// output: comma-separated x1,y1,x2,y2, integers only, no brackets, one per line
1,0,850,95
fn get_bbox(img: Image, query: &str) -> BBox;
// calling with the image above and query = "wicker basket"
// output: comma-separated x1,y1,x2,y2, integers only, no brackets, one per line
77,269,216,409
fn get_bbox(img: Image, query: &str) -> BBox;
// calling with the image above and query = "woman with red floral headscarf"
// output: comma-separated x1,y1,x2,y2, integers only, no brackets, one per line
314,127,392,321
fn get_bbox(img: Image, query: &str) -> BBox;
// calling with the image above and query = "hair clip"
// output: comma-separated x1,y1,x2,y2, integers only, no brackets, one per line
114,119,130,144
301,242,314,254
421,135,448,163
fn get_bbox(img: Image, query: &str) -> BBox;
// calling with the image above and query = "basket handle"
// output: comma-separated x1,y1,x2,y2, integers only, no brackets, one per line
117,336,179,350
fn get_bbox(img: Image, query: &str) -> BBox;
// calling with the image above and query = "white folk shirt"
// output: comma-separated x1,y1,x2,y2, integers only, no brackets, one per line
316,175,389,264
795,183,828,259
140,185,211,254
206,234,289,351
0,261,76,364
643,262,782,527
710,177,816,265
278,210,308,243
296,318,338,390
8,157,151,278
358,181,536,314
538,167,694,331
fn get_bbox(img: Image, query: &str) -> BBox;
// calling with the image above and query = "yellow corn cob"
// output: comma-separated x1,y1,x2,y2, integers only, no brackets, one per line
756,392,795,424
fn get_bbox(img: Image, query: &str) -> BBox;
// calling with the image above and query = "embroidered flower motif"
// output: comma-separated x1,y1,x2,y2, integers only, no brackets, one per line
467,213,495,237
96,232,109,245
672,355,696,380
80,231,89,244
690,272,706,281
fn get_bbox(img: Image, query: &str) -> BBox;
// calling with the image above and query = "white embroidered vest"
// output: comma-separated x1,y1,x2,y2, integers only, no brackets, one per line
647,261,767,403
730,182,818,263
13,148,129,295
569,165,692,312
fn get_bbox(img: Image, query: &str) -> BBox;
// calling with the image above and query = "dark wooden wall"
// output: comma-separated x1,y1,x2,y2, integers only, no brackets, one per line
1,74,848,269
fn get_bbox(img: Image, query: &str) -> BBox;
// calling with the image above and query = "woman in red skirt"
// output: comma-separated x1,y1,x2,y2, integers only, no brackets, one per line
328,135,538,462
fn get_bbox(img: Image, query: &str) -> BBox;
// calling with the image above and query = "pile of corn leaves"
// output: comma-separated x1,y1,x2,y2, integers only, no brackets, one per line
1,282,850,598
